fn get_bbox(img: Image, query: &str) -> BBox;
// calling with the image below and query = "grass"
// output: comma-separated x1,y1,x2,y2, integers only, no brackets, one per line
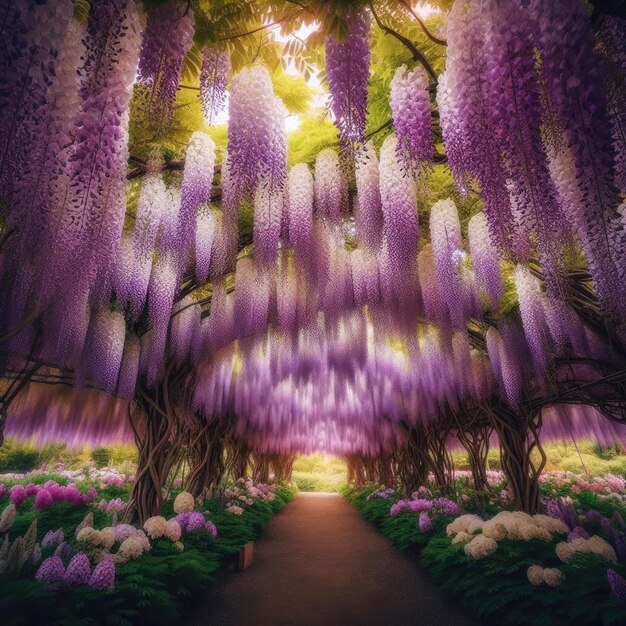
291,454,347,492
448,439,626,476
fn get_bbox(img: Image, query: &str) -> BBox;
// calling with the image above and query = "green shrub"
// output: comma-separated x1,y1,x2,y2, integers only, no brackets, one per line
91,447,110,468
347,485,626,626
291,471,345,492
0,483,297,626
0,439,39,472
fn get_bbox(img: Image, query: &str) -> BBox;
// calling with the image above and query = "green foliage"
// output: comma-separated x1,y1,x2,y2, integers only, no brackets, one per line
272,69,316,115
0,439,140,474
287,114,338,166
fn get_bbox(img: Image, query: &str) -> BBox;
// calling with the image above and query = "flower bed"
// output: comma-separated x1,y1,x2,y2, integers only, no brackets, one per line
0,467,296,625
345,472,626,625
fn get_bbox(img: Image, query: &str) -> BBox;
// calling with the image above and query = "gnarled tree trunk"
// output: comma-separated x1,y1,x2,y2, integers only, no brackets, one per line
487,402,546,514
125,362,188,523
252,451,271,483
185,417,229,499
427,425,455,495
397,423,430,495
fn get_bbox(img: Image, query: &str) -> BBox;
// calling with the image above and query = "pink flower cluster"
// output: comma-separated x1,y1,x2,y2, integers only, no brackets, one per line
6,481,97,509
100,470,133,488
224,480,278,514
97,497,126,512
36,553,115,590
112,524,144,543
540,471,626,495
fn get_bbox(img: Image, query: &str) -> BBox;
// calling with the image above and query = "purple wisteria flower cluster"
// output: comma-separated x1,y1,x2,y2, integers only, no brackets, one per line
325,7,371,147
389,488,462,534
36,553,115,591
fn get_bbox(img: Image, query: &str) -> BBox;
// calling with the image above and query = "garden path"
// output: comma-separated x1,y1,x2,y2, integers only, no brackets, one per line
194,492,478,626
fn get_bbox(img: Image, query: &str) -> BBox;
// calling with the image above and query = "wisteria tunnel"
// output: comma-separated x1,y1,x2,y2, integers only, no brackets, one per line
1,0,626,624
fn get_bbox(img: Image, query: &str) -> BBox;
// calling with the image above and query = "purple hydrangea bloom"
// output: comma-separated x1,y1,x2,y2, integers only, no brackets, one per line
409,499,434,513
9,485,27,507
567,526,590,542
546,497,578,530
608,569,626,602
390,500,410,516
33,489,53,510
64,552,91,585
113,524,141,543
89,559,115,591
174,511,206,533
36,556,65,586
25,483,39,497
437,498,461,516
419,512,433,533
42,529,65,549
204,520,218,539
54,542,74,561
64,484,84,506
0,484,5,500
186,512,206,532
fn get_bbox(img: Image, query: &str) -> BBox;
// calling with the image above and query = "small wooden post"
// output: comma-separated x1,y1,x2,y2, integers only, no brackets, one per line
238,541,254,570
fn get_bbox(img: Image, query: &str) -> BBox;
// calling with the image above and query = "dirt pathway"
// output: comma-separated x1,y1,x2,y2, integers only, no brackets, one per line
194,492,478,626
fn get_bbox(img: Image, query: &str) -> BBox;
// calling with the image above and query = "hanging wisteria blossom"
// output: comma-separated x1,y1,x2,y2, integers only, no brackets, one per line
325,7,371,147
4,6,626,606
379,136,419,277
227,66,287,193
137,0,194,130
354,142,383,251
390,64,432,170
314,149,347,224
286,164,314,251
467,212,503,308
199,47,231,125
179,131,216,257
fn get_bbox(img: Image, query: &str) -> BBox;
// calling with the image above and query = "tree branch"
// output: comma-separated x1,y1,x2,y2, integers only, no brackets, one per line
398,0,447,46
370,2,437,81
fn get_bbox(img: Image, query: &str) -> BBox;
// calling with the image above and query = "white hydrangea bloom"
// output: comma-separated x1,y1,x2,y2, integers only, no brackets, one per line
542,567,566,587
173,491,195,514
451,531,472,545
556,536,617,563
446,514,484,537
464,534,498,559
527,565,544,586
118,532,151,561
143,516,167,539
